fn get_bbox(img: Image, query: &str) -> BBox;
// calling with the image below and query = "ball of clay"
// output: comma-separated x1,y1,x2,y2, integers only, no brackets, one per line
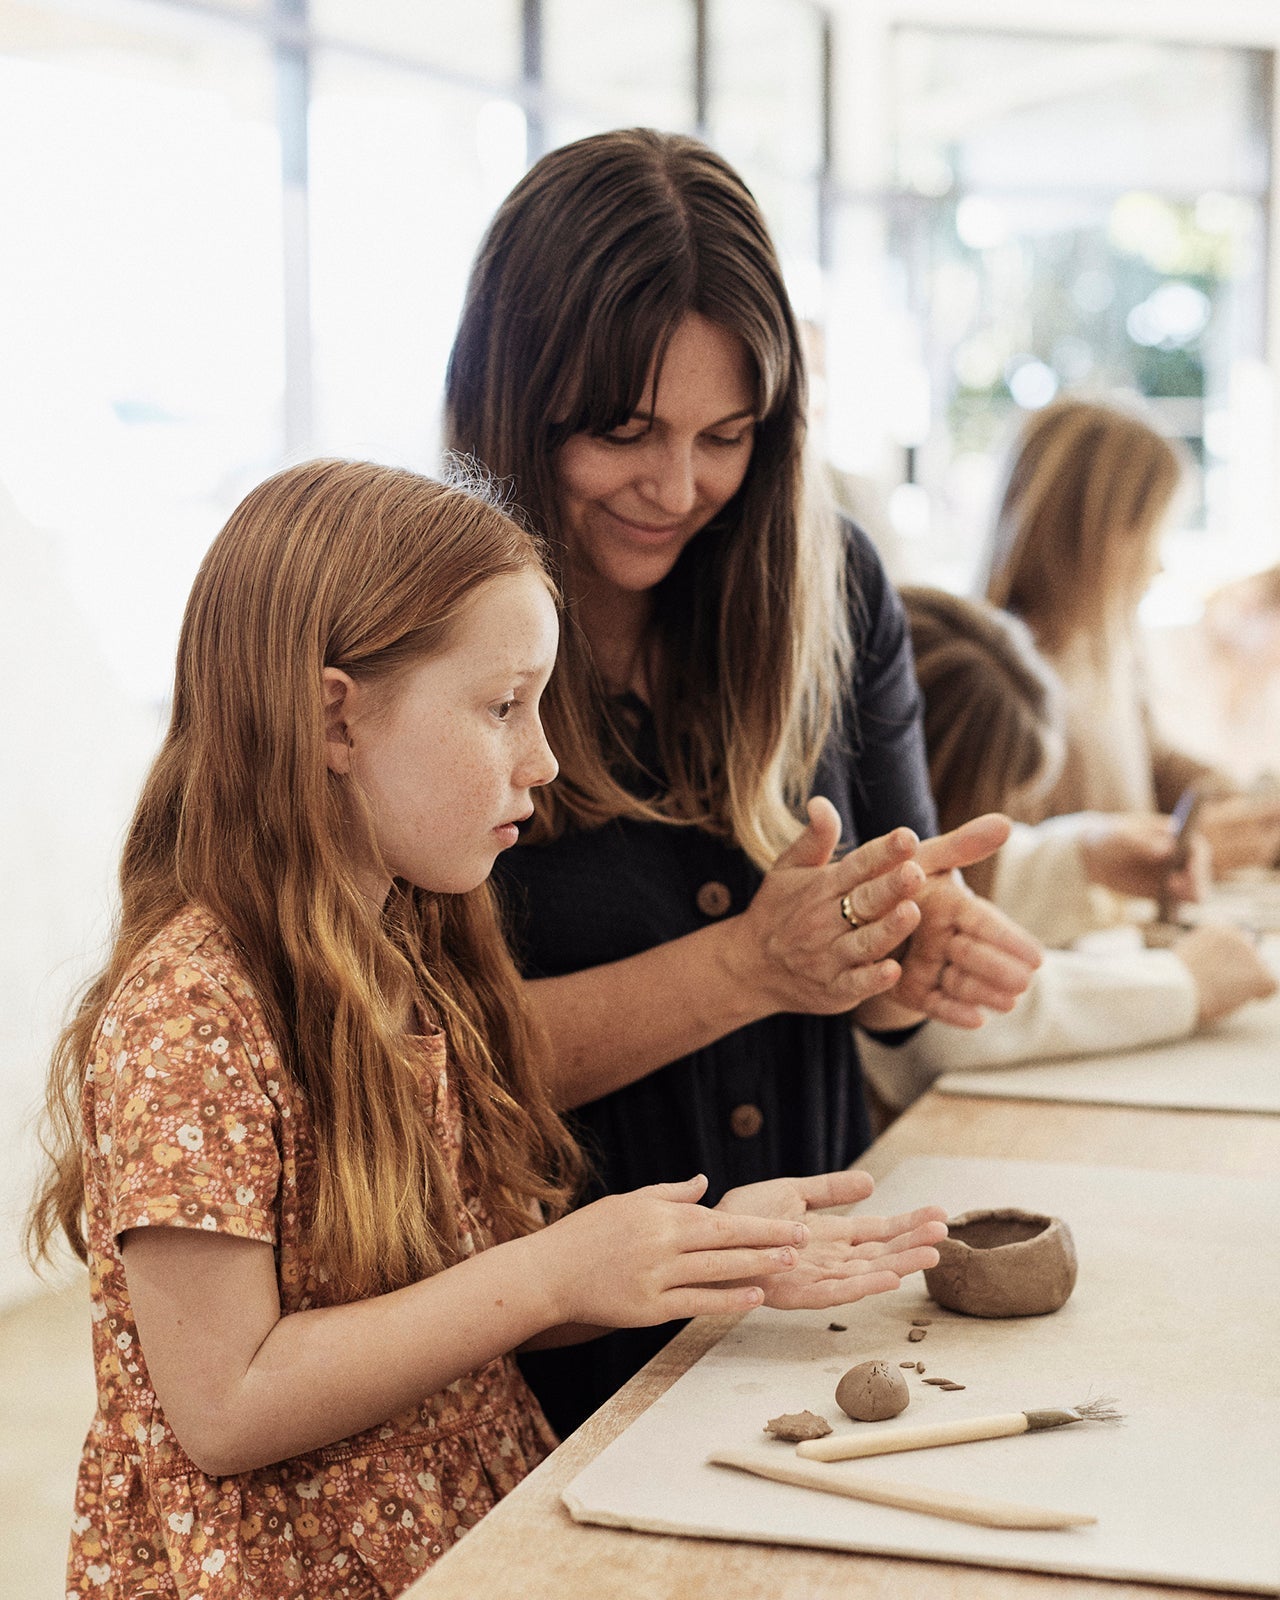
924,1209,1077,1318
835,1359,910,1422
763,1410,833,1442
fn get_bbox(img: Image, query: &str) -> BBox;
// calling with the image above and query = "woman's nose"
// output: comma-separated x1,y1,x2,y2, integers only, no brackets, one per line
641,441,697,516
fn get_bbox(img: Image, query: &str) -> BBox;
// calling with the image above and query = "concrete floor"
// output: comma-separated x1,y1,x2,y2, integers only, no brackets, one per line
0,1276,95,1597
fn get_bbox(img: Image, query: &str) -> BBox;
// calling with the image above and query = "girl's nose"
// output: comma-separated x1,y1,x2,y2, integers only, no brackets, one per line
522,722,559,790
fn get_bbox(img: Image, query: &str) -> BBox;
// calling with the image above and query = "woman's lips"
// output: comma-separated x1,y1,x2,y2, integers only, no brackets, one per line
605,510,686,544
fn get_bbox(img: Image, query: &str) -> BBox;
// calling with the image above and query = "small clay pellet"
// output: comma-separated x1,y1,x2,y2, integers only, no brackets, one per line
827,1322,847,1332
916,1363,925,1374
922,1378,950,1386
910,1318,932,1327
907,1328,927,1343
940,1382,966,1391
835,1359,910,1422
898,1361,914,1368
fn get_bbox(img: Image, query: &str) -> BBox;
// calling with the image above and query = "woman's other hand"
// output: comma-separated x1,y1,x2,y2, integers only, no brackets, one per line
860,815,1043,1030
716,1171,947,1310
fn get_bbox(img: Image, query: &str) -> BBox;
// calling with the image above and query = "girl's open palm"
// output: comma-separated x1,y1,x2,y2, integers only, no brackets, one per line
716,1171,948,1310
535,1175,811,1327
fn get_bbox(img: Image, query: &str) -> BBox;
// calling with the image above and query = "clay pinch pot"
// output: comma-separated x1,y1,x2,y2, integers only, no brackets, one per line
924,1208,1077,1317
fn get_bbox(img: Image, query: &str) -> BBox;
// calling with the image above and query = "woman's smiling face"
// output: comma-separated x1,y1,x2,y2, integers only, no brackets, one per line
553,313,757,602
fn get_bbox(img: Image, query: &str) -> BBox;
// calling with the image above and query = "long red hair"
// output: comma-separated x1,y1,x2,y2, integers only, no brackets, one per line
29,460,582,1297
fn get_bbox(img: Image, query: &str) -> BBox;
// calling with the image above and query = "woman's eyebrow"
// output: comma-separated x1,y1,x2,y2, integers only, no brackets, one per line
627,406,757,427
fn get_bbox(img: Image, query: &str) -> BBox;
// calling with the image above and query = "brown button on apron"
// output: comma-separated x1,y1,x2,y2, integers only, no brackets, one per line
696,881,732,917
729,1103,764,1139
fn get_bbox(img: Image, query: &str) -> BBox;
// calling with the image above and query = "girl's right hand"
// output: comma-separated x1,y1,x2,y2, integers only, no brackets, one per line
723,797,927,1016
532,1174,808,1327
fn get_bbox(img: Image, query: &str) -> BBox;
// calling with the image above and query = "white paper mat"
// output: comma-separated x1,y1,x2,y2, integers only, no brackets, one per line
936,938,1280,1112
563,1156,1280,1592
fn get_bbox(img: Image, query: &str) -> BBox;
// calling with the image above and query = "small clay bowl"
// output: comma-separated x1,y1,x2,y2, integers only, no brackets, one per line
924,1208,1077,1317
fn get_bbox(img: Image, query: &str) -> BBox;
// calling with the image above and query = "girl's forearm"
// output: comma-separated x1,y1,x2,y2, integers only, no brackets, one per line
526,920,774,1110
238,1242,554,1467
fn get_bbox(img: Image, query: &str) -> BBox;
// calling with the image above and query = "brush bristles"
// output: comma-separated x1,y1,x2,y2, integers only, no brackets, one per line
1074,1397,1125,1423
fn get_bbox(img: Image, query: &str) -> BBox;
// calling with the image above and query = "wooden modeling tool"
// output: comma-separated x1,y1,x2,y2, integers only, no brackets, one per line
707,1450,1096,1530
796,1400,1121,1463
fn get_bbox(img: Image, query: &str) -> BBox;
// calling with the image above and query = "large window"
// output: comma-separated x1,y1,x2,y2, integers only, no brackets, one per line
879,28,1274,599
309,57,527,466
0,1,283,704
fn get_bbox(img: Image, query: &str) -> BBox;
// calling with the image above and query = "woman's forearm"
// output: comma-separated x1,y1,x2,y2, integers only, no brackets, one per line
526,920,776,1110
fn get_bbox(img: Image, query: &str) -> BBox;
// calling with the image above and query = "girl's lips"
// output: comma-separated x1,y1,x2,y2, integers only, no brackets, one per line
493,811,533,846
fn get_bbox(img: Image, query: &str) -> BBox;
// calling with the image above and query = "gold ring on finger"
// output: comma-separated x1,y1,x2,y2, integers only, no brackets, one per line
840,892,860,928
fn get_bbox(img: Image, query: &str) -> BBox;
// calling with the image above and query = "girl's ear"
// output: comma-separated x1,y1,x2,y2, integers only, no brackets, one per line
322,668,357,775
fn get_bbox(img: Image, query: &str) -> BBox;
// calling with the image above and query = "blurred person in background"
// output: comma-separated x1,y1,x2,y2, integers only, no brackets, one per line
1145,562,1280,817
861,587,1276,1115
984,396,1280,875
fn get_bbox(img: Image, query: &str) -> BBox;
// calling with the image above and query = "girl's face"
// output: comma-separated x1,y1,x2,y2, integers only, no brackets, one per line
326,569,559,902
553,313,756,602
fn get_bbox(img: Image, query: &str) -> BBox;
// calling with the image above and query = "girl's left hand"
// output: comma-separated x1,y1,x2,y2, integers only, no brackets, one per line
715,1171,948,1311
859,814,1043,1030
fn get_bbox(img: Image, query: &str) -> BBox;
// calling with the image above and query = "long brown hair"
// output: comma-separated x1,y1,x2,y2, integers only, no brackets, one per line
985,397,1184,661
446,127,850,869
29,460,582,1297
902,586,1063,896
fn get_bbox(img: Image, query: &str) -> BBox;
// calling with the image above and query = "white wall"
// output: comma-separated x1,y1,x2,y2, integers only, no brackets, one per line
0,485,161,1308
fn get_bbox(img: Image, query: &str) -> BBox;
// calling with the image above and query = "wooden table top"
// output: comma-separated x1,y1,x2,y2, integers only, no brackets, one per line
405,1093,1280,1600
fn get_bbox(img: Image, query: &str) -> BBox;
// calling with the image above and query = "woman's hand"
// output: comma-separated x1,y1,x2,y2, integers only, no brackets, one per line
860,815,1043,1030
724,797,927,1017
532,1175,810,1328
716,1171,948,1310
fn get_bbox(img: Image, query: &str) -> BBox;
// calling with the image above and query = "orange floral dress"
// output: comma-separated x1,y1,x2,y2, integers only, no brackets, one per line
68,907,557,1599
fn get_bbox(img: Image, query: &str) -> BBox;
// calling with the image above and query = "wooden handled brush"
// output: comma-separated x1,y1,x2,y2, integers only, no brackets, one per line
796,1399,1121,1463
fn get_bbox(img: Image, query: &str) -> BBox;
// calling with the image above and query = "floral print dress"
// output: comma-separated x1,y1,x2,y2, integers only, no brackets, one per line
68,907,557,1599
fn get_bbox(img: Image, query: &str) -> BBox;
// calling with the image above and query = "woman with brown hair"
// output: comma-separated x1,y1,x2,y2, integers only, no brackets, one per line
446,128,1041,1435
985,395,1280,871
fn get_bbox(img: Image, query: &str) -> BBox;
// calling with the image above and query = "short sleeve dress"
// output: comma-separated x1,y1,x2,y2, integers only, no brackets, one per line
68,907,555,1600
500,522,938,1437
